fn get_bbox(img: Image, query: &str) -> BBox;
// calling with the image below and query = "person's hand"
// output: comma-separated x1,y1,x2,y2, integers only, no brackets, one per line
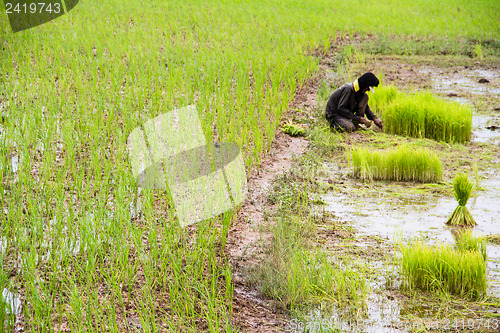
374,118,383,129
360,117,372,127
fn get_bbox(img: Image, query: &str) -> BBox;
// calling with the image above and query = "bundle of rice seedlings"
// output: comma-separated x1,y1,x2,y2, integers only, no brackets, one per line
350,145,442,183
446,173,477,226
282,121,306,137
401,241,486,300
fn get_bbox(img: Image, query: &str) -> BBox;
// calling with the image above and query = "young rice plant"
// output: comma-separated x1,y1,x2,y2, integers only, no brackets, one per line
282,121,307,137
454,229,486,261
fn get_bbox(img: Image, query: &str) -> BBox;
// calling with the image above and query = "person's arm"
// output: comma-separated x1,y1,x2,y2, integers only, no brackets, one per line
365,105,377,121
366,105,383,128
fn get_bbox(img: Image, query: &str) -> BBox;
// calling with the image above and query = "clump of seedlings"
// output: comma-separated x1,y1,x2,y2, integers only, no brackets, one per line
282,121,306,137
446,173,477,227
400,240,487,300
351,145,442,183
382,91,472,143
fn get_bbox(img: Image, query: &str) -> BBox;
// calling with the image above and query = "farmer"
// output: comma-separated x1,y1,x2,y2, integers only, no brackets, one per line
325,72,383,132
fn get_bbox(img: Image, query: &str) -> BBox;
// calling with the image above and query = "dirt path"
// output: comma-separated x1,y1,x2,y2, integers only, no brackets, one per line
226,77,322,332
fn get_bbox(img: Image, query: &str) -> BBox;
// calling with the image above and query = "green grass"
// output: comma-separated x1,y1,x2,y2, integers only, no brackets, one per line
400,241,487,300
383,92,473,143
351,145,442,182
0,0,498,330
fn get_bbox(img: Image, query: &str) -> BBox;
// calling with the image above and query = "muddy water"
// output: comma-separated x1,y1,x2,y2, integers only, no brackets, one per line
419,67,500,96
318,172,500,332
473,114,500,145
322,175,500,245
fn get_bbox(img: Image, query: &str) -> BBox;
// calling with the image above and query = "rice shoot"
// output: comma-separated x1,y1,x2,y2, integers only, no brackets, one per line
454,229,486,261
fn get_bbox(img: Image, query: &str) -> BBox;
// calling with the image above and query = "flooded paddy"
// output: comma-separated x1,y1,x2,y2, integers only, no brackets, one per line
310,170,500,331
473,114,500,145
321,174,500,244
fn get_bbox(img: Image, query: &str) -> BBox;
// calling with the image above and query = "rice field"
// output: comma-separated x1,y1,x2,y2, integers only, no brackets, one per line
0,0,499,331
350,145,442,183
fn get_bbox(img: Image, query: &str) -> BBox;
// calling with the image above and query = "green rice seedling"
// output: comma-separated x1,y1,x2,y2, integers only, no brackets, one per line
351,145,442,183
446,173,477,226
454,229,486,261
400,241,486,300
282,120,306,137
384,92,473,143
250,173,368,317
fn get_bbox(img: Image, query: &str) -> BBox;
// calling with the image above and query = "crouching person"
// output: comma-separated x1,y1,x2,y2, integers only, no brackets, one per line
325,72,383,132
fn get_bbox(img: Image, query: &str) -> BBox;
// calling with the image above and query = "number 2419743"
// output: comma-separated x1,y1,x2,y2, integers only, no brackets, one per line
6,2,62,14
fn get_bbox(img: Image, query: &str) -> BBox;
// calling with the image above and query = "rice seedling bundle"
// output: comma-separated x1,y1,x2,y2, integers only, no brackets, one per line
446,173,477,226
383,92,472,143
282,121,306,137
351,145,442,182
401,241,486,300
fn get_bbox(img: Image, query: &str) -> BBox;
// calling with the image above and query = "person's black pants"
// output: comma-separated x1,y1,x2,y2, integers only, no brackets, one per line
328,115,358,132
